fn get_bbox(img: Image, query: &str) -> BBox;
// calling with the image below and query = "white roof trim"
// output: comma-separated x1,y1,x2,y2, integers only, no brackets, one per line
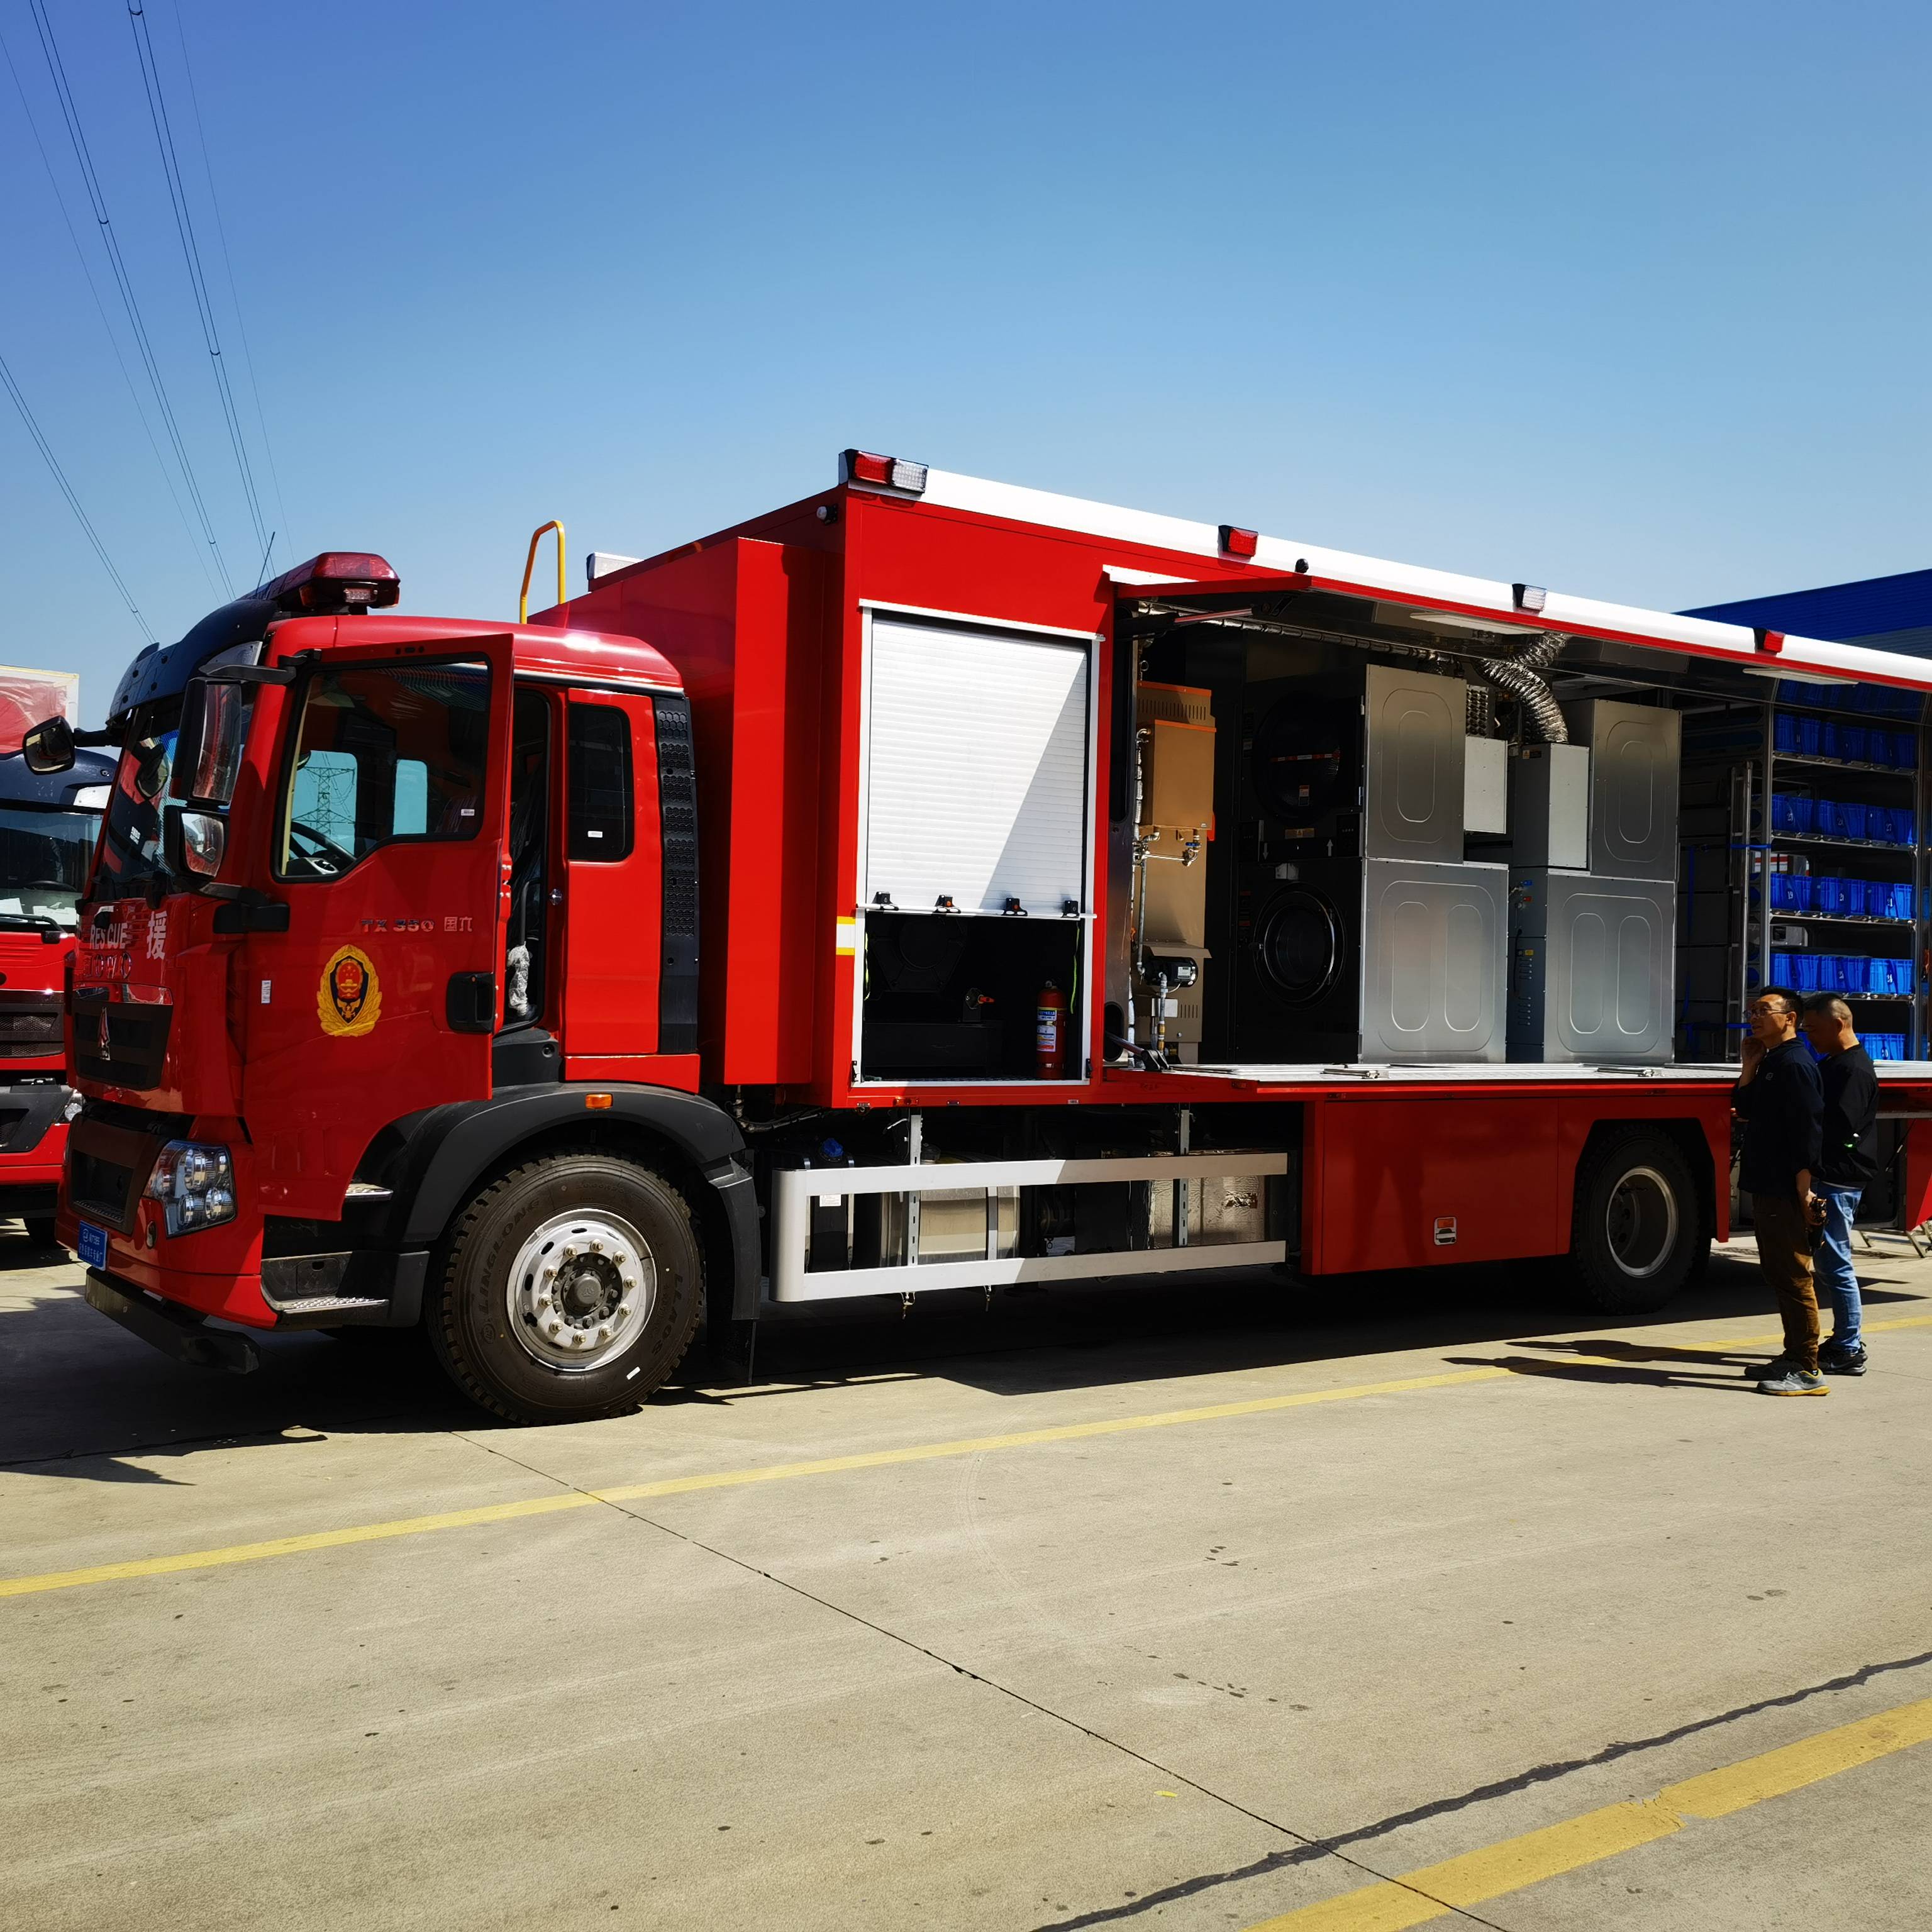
916,467,1916,688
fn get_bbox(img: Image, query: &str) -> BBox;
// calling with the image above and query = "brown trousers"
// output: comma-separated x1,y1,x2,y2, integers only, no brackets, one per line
1752,1193,1819,1372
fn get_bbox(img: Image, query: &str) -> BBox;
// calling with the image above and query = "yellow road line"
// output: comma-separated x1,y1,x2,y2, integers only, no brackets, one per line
0,1364,1506,1601
1249,1696,1932,1930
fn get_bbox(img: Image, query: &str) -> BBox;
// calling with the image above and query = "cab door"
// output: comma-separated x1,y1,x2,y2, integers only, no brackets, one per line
560,690,661,1067
240,638,514,1220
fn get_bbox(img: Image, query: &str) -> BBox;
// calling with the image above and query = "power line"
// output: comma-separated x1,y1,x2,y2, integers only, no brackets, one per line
28,0,235,597
0,21,223,602
0,348,153,640
169,0,291,579
126,0,269,563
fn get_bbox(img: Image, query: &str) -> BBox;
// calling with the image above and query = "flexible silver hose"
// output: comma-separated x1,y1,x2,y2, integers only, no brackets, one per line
1473,631,1569,743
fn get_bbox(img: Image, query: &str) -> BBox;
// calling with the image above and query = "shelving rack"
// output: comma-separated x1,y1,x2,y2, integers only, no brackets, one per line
1677,680,1928,1065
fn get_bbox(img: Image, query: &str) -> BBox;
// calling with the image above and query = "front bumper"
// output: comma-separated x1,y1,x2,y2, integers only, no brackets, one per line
82,1270,261,1374
0,1080,72,1200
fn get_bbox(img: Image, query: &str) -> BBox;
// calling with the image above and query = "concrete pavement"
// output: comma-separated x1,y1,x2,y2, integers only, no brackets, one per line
3,1227,1929,1929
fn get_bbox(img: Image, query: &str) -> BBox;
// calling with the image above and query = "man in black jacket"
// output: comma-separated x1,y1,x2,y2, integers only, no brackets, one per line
1733,987,1826,1395
1801,994,1879,1375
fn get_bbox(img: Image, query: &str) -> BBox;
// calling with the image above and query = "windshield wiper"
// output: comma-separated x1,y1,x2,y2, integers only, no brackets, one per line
0,912,67,941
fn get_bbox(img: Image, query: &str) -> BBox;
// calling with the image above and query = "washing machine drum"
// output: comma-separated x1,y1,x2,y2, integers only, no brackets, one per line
1255,887,1346,1004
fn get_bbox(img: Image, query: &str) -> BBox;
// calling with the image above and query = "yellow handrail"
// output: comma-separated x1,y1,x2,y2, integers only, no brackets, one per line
518,519,566,623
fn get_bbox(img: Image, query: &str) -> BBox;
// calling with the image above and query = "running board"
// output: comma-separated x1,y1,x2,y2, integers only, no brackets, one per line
770,1152,1289,1304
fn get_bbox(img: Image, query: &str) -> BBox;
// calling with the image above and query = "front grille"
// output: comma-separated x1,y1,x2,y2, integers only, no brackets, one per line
72,996,174,1091
655,694,700,1053
69,1147,137,1230
0,1002,61,1058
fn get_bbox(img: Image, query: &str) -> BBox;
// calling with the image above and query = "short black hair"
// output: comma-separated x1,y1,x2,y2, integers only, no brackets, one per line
1801,992,1853,1021
1755,985,1801,1014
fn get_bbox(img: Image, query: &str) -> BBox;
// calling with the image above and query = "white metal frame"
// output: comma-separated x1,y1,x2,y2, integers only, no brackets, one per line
770,1151,1291,1302
850,601,1102,1088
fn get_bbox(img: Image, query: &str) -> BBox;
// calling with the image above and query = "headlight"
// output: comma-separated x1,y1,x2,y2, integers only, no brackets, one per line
146,1140,236,1237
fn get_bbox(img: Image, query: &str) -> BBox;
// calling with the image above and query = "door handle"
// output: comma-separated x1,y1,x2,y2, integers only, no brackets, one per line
446,972,497,1034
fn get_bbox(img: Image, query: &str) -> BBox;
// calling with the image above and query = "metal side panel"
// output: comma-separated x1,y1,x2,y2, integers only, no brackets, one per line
1360,858,1507,1063
1509,869,1676,1064
1562,699,1681,877
770,1152,1289,1302
1363,663,1467,863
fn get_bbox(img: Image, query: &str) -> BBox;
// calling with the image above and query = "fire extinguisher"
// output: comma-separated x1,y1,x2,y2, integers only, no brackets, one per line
1036,980,1068,1079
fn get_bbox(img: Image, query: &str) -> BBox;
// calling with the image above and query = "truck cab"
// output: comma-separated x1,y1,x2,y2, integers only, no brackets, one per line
52,552,748,1418
0,747,113,1244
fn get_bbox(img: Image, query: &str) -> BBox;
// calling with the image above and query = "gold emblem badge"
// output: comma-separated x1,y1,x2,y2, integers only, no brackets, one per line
318,945,382,1037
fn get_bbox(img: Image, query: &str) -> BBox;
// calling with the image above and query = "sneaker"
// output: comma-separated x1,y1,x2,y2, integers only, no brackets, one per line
1758,1366,1829,1396
1818,1341,1869,1376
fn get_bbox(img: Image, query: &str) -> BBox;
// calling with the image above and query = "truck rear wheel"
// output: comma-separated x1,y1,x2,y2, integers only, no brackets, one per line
24,1216,58,1251
430,1152,704,1424
1568,1131,1701,1315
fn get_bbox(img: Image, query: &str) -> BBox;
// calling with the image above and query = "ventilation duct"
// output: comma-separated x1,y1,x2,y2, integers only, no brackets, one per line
1472,631,1568,743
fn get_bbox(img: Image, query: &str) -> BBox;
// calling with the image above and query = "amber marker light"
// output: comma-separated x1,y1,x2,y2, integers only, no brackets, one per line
585,1094,613,1111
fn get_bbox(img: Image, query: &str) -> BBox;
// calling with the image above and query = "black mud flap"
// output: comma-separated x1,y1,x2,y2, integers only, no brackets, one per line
84,1271,262,1375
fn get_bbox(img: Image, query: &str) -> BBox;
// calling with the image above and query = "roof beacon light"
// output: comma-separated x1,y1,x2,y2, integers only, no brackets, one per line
1219,525,1259,560
1513,583,1548,614
1755,628,1785,657
840,450,929,494
261,552,401,615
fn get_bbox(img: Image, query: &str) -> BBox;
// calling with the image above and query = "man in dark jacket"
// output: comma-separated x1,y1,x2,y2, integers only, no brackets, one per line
1801,994,1879,1375
1733,987,1826,1395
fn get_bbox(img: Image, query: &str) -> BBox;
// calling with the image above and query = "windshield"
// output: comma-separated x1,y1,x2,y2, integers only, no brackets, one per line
0,803,102,928
93,697,180,904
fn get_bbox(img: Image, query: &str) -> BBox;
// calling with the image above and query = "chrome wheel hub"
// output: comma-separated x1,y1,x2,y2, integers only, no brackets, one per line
506,1210,655,1371
1605,1166,1678,1279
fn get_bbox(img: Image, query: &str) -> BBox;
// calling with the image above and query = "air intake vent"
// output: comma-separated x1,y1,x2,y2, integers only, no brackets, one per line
654,695,700,1053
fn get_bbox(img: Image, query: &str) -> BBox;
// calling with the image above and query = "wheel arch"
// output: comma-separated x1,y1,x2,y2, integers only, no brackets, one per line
1567,1115,1716,1252
360,1085,759,1324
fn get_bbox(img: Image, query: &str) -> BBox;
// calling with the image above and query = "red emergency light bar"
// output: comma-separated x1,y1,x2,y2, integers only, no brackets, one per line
260,552,401,614
840,449,930,495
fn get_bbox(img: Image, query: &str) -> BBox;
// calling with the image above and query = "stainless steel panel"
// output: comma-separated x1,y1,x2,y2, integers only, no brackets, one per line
1147,1174,1273,1247
1509,869,1675,1064
1365,664,1467,863
1360,858,1507,1063
1463,735,1509,836
1561,699,1681,877
1507,742,1591,869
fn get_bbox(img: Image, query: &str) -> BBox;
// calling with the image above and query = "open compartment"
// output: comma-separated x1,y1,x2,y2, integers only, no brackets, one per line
1110,576,1929,1078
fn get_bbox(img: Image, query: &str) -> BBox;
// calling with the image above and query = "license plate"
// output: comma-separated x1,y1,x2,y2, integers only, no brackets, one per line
77,1221,108,1269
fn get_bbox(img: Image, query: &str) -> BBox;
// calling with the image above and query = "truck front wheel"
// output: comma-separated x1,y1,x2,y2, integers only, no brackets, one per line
430,1152,704,1424
1568,1131,1702,1315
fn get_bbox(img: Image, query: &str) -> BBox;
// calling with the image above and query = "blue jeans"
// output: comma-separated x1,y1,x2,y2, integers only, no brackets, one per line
1813,1182,1863,1346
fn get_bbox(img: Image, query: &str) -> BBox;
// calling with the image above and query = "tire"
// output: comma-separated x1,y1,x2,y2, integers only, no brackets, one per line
428,1152,704,1424
25,1216,59,1252
1568,1130,1702,1315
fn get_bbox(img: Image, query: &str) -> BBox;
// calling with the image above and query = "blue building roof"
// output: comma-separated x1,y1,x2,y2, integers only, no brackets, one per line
1684,568,1932,660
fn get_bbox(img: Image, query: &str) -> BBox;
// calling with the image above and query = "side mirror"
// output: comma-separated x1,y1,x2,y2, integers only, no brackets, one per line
170,677,251,806
163,804,228,887
21,716,75,775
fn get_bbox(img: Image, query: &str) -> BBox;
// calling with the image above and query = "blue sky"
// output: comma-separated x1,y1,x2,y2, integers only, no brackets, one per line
3,2,1927,722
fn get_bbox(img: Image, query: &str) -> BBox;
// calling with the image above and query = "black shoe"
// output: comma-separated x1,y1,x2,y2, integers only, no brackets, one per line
1818,1341,1869,1376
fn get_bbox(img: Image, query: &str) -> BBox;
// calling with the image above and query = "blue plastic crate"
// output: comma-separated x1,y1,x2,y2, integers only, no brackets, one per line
1896,731,1919,769
1772,713,1799,753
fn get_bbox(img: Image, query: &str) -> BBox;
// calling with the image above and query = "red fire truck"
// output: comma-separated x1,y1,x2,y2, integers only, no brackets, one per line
0,680,113,1246
40,457,1932,1421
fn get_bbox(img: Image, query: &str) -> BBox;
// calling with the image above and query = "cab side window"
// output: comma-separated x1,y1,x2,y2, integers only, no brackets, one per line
567,703,633,860
277,661,489,880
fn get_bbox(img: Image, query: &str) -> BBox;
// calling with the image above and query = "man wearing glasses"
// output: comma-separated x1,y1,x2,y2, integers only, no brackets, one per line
1733,987,1827,1396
